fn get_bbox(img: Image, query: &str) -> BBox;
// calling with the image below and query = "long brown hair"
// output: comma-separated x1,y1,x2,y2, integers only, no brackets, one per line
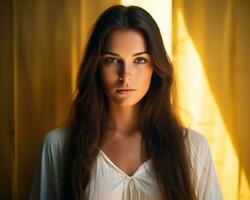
62,5,196,200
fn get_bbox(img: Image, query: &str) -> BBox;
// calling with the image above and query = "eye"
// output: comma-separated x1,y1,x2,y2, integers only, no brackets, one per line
103,57,119,64
134,57,147,64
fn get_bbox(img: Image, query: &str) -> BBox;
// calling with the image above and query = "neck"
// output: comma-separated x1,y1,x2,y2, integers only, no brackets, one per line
107,102,141,134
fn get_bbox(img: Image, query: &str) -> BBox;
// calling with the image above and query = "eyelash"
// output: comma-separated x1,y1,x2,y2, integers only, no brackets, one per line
103,57,147,64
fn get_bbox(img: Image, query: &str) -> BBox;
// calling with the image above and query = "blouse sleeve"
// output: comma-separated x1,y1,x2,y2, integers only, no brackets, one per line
187,129,223,200
29,128,65,200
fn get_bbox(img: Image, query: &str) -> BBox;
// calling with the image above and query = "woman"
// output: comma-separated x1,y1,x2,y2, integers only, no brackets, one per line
29,5,222,200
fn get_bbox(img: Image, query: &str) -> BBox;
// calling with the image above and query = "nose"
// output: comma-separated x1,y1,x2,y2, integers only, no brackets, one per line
118,61,134,81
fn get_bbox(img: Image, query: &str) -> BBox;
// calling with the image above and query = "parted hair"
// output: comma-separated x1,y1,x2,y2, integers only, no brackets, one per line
62,5,197,200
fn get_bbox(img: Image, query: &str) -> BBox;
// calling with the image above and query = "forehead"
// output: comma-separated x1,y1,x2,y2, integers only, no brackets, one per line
103,29,148,53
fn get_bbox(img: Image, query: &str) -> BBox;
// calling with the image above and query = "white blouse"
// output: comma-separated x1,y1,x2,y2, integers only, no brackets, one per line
29,127,223,200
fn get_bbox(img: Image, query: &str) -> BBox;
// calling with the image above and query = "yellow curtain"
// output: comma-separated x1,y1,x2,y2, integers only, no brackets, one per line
0,1,13,199
0,0,119,199
172,0,250,199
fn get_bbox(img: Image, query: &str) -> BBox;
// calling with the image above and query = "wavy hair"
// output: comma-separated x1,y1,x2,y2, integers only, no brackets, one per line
62,5,196,200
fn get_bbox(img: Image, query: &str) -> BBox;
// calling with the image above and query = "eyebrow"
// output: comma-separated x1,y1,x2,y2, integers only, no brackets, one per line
101,51,149,57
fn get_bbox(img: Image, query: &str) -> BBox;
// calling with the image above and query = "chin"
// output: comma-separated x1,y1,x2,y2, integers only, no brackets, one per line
115,102,138,107
111,98,140,107
108,93,145,107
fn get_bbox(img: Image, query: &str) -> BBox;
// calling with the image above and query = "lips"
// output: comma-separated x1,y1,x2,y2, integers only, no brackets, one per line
116,88,136,92
116,88,136,94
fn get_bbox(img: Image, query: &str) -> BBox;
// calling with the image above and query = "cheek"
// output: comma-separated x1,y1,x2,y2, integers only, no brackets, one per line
99,68,116,93
138,67,153,90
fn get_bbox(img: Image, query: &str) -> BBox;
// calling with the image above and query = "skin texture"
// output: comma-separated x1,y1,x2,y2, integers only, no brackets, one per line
98,29,154,176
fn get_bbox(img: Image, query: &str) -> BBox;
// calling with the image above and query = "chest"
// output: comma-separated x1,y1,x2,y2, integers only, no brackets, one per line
85,154,161,200
101,131,147,177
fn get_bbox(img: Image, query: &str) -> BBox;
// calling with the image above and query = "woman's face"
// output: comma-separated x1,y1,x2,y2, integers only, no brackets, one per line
99,29,154,107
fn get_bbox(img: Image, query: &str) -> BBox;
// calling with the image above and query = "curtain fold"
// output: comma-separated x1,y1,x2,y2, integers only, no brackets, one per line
10,0,119,199
173,0,250,199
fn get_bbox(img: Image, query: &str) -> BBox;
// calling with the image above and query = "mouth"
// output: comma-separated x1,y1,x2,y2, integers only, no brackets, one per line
116,88,136,94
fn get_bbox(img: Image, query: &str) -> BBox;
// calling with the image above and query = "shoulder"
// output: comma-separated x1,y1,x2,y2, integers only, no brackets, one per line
184,128,212,168
38,126,68,173
40,126,68,159
184,130,223,199
29,127,68,200
185,128,210,152
43,126,68,147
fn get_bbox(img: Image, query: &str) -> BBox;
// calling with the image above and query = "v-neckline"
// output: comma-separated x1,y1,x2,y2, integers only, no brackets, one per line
99,149,151,178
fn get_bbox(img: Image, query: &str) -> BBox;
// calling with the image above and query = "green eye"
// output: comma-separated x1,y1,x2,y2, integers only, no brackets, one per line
104,57,119,64
135,57,147,64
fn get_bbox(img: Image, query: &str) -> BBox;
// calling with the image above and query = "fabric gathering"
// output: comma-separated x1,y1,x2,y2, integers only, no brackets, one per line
29,127,222,200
